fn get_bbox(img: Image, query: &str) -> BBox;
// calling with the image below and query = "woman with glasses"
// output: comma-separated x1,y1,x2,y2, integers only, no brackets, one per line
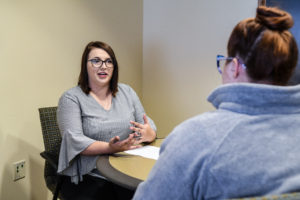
134,6,300,200
57,41,156,200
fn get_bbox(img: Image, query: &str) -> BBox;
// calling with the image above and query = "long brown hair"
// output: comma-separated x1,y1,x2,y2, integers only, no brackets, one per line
227,6,298,85
78,41,119,96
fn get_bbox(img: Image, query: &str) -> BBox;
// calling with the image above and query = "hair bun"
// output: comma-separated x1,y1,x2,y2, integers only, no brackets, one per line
255,6,294,31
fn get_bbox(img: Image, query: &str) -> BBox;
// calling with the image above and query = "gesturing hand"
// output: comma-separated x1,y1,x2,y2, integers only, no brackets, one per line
130,114,156,144
108,134,141,153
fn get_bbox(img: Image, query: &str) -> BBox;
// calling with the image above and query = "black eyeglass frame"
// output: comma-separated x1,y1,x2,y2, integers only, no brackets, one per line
88,58,114,69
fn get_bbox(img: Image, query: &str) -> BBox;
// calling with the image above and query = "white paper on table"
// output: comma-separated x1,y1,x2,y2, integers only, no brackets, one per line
124,146,160,160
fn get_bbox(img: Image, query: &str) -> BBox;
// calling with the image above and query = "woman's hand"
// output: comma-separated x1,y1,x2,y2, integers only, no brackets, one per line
108,134,141,153
130,114,156,144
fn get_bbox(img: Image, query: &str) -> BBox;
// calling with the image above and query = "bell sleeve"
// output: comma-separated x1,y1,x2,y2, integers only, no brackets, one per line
56,92,96,182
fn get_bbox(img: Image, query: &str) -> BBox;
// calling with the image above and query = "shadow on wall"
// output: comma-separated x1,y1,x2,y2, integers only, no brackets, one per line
143,40,173,137
0,134,48,200
143,39,216,137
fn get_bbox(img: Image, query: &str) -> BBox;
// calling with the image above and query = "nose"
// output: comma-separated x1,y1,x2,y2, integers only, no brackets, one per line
98,64,108,71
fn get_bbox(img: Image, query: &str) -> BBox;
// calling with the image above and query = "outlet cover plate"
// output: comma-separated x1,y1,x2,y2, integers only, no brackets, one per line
13,160,25,181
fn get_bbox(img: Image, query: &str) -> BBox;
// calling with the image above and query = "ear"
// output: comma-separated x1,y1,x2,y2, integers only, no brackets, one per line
227,58,240,79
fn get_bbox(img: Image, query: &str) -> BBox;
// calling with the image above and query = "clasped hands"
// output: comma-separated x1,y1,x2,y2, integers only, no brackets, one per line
108,114,156,153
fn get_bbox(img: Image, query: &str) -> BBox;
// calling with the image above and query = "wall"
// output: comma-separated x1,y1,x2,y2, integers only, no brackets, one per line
0,0,261,198
143,0,258,137
0,0,143,199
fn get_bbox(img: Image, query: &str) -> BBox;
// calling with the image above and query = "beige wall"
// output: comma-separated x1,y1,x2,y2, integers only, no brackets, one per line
143,0,258,137
0,0,143,199
0,0,260,199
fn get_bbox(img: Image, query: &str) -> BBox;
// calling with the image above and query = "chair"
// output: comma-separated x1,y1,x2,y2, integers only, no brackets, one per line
39,106,64,200
228,192,300,200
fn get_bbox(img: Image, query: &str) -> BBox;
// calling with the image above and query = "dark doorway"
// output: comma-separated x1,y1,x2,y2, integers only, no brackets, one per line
266,0,300,85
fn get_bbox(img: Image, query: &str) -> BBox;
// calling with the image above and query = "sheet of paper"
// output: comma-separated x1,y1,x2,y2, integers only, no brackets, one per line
124,146,160,160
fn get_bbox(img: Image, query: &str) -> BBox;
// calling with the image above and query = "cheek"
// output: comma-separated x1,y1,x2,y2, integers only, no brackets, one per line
109,70,114,77
87,67,97,80
87,67,93,77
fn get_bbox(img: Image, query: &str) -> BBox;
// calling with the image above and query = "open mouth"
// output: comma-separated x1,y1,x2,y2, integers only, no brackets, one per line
97,72,108,78
98,72,108,75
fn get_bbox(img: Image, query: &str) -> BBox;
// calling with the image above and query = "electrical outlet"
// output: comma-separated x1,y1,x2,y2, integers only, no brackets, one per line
13,160,25,181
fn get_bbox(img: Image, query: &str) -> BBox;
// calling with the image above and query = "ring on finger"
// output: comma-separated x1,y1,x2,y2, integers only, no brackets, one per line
137,130,141,136
134,131,141,139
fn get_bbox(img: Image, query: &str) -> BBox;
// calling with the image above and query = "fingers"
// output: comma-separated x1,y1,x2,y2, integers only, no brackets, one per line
130,120,143,128
130,114,148,127
133,137,144,145
129,144,142,150
126,134,142,148
121,134,136,146
110,133,145,152
130,126,142,133
125,134,144,148
110,136,120,144
143,114,149,124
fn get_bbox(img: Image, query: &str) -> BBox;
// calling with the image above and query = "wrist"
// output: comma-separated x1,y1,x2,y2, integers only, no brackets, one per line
106,142,117,154
151,130,157,141
146,130,156,142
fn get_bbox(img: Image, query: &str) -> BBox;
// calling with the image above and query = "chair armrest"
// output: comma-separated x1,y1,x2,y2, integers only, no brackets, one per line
40,151,59,170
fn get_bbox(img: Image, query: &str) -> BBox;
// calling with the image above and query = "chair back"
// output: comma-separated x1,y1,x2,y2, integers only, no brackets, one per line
39,106,61,154
38,106,62,194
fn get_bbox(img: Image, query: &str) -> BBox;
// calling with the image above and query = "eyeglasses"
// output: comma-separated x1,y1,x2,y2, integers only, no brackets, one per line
88,58,113,69
216,55,246,74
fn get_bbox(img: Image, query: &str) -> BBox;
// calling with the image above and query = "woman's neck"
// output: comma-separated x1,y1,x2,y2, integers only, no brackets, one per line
90,84,111,99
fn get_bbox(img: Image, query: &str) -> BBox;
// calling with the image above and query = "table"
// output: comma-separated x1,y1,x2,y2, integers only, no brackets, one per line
96,139,163,190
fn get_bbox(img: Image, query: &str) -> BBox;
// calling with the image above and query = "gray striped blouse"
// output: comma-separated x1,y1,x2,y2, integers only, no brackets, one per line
57,83,156,184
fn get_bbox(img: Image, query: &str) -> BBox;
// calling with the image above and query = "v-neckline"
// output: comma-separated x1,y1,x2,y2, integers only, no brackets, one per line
90,92,113,112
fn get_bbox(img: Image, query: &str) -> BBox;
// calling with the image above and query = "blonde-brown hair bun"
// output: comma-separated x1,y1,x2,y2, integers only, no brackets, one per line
255,6,294,31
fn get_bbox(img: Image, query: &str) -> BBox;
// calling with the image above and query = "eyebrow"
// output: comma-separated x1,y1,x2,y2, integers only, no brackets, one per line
89,57,112,60
89,57,100,60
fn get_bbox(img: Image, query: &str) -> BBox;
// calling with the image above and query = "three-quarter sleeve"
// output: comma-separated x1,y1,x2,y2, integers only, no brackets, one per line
57,92,96,181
